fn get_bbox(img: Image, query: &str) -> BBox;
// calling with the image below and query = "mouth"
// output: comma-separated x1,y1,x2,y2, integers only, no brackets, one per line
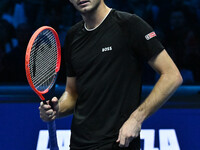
78,0,90,6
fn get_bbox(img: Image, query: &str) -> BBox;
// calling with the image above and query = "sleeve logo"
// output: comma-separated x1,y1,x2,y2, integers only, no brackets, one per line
145,31,156,40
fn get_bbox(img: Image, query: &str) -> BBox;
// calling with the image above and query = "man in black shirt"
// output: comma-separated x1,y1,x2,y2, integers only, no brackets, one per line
39,0,183,149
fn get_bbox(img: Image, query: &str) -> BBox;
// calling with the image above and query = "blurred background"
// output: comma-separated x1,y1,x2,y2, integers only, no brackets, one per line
0,0,200,85
0,0,200,150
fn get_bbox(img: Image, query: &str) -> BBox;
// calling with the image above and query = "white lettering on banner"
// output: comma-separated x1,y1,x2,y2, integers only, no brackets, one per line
36,130,71,150
37,130,49,150
159,129,180,150
140,129,159,150
36,129,180,150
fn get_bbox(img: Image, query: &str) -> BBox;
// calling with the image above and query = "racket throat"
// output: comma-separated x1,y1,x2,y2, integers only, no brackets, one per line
37,93,45,100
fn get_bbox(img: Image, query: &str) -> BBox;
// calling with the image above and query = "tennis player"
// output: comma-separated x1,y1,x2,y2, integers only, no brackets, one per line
39,0,183,149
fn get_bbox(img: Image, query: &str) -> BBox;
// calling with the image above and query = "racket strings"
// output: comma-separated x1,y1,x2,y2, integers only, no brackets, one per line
29,29,58,92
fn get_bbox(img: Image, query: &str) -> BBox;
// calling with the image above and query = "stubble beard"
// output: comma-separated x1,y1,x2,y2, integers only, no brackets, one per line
78,0,101,15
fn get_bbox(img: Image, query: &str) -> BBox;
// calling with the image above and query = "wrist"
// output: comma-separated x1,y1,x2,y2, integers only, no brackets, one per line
129,109,146,125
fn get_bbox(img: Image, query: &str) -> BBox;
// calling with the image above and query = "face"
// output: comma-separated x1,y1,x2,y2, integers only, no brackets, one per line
69,0,101,14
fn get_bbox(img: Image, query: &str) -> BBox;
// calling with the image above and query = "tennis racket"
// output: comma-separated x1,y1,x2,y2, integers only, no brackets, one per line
25,26,61,150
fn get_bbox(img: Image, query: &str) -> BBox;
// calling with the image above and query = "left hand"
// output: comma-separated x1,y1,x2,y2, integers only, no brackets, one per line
116,117,141,147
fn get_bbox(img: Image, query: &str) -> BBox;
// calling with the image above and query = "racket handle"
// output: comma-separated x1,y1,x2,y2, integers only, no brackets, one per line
47,120,59,150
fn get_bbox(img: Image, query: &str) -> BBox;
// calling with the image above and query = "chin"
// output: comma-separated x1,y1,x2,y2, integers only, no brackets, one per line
79,8,90,13
80,7,96,14
79,7,93,14
78,3,99,14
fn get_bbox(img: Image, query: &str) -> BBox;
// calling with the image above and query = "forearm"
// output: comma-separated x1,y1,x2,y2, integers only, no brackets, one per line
130,72,182,124
57,90,78,118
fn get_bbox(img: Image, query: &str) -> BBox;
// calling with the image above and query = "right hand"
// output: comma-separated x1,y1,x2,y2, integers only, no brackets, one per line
39,97,59,122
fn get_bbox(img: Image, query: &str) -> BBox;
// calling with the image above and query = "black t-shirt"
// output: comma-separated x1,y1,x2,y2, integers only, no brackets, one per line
64,9,164,150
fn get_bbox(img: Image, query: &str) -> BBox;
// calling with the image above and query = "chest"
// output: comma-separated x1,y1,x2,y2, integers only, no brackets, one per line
70,25,133,75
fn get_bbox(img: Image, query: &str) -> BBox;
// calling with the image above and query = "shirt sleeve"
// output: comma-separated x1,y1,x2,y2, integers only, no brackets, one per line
64,31,76,77
129,14,164,61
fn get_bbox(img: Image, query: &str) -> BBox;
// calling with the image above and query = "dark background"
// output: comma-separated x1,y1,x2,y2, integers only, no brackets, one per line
0,0,200,85
0,1,200,149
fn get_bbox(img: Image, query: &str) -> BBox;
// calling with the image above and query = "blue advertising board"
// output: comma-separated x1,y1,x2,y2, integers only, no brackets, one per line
0,85,199,150
0,103,199,150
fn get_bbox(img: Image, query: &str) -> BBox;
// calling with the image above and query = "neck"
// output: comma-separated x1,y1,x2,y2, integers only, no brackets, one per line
82,3,111,30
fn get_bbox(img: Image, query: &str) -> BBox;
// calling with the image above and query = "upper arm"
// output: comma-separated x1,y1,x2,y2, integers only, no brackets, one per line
148,49,181,76
65,77,78,97
57,77,78,117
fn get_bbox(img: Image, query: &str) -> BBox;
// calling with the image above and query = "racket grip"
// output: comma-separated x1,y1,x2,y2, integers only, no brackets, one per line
47,120,59,150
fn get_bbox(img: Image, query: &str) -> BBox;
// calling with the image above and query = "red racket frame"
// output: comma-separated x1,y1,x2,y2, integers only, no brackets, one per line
25,26,61,100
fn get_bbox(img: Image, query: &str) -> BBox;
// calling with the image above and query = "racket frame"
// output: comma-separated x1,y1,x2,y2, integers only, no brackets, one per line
25,26,61,100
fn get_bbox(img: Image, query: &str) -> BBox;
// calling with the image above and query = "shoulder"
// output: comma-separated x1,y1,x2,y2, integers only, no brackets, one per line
110,9,150,35
64,21,83,50
66,20,84,39
112,10,142,23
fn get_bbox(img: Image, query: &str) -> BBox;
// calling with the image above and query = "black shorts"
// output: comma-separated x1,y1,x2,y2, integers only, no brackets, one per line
95,138,140,150
70,137,140,150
